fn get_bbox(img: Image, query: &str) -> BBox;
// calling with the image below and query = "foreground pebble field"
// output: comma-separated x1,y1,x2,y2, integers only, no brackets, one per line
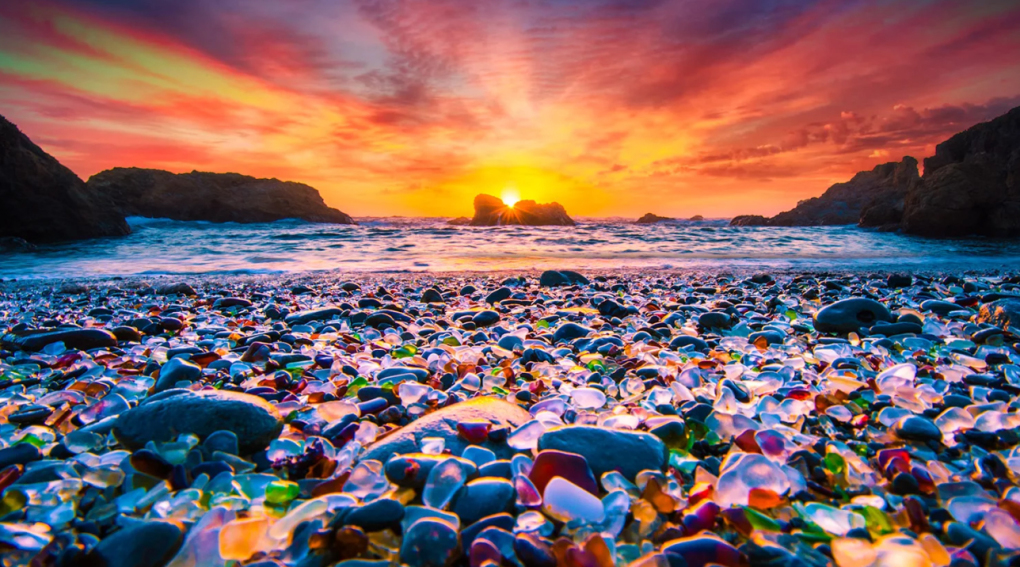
1,269,1020,567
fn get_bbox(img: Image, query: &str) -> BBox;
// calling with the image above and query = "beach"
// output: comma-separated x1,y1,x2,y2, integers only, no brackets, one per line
2,268,1019,566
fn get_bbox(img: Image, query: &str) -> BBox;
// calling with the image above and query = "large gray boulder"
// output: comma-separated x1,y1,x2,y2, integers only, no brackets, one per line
113,389,283,454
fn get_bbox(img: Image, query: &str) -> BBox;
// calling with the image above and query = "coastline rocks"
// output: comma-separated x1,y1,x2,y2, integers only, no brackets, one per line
901,106,1020,237
362,397,532,461
537,425,667,479
730,157,919,227
978,299,1020,330
113,389,283,454
87,168,356,224
636,213,673,224
0,237,37,252
689,214,705,221
446,217,471,226
814,297,893,333
469,194,574,226
1,114,130,243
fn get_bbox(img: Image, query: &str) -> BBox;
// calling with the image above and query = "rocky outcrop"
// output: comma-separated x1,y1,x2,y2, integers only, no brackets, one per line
734,157,919,227
0,114,130,243
730,215,769,226
469,194,575,226
689,215,705,221
636,213,673,224
446,216,471,226
901,106,1020,237
87,168,355,224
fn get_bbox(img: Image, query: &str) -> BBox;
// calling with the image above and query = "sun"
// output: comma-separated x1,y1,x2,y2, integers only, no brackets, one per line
501,184,520,207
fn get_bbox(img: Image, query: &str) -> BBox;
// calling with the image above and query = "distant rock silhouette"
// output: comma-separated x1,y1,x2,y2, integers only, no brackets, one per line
470,194,575,226
88,168,355,224
730,158,919,227
689,215,705,221
729,215,769,226
1,114,130,243
636,213,673,224
901,106,1020,237
447,216,471,226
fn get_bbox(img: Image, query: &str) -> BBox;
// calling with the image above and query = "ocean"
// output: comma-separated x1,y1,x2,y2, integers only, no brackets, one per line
1,216,1019,279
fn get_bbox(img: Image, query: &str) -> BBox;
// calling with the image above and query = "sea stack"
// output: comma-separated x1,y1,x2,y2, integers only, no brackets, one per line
87,168,356,224
469,194,575,226
0,114,130,243
636,213,673,224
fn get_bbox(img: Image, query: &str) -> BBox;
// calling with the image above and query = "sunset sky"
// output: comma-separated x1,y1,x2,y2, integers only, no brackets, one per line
1,0,1019,218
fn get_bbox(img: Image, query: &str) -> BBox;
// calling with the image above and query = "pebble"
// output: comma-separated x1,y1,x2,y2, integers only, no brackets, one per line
153,356,202,392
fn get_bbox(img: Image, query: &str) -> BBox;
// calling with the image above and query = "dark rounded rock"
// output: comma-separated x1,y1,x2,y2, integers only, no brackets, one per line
471,311,500,327
552,323,592,343
421,289,444,303
539,270,589,287
537,424,668,480
893,415,943,443
485,287,512,304
0,443,42,469
451,478,515,525
153,357,202,393
2,328,118,352
344,498,404,532
814,298,893,333
698,312,731,329
284,307,344,326
113,389,283,454
84,520,184,567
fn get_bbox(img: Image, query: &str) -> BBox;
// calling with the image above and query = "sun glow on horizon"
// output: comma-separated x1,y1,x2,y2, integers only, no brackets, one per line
501,184,520,207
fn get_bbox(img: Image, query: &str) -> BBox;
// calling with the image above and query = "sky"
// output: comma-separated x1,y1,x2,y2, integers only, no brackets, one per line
1,0,1019,218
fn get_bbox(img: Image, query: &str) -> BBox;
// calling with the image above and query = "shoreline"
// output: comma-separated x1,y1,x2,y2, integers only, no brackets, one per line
3,265,1020,290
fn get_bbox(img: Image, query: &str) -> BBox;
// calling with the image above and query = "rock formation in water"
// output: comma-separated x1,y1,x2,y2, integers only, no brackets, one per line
689,215,705,221
469,194,575,226
447,216,472,226
636,213,673,224
729,215,769,227
729,157,919,227
0,114,131,243
900,106,1020,237
87,168,356,224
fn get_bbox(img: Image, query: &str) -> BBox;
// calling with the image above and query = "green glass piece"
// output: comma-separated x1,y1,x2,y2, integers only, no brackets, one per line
265,480,300,504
